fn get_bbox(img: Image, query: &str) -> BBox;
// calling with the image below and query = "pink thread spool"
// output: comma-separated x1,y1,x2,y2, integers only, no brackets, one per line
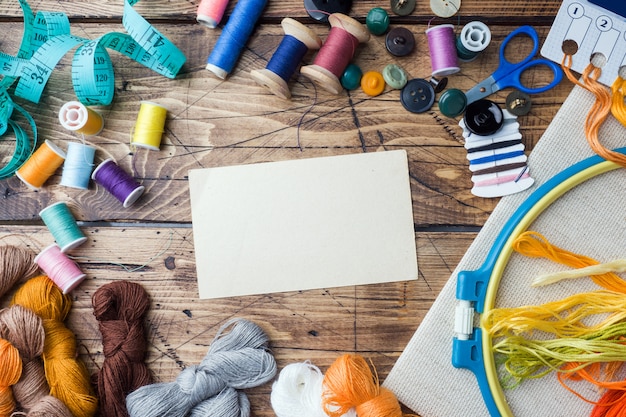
91,158,145,208
34,244,87,294
425,24,460,77
301,13,370,94
197,0,229,28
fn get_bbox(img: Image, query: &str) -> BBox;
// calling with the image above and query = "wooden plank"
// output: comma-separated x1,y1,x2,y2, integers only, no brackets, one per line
0,22,573,225
0,0,562,22
0,226,475,417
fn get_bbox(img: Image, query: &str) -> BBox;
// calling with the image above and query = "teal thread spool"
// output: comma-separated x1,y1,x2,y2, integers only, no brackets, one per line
39,201,87,252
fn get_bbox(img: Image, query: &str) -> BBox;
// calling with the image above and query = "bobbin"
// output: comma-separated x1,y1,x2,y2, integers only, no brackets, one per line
131,101,168,151
425,24,460,77
91,158,146,208
16,140,66,190
34,243,87,294
457,21,491,62
301,13,370,95
39,201,88,252
58,101,104,136
250,18,322,100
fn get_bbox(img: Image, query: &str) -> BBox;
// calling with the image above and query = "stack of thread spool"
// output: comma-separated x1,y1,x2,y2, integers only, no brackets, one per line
250,18,322,100
460,100,534,197
301,13,370,95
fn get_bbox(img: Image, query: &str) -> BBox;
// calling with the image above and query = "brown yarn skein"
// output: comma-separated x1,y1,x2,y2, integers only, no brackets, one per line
92,281,152,417
0,246,38,296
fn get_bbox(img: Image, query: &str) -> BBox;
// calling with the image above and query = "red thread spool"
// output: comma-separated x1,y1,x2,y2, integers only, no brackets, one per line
301,13,370,94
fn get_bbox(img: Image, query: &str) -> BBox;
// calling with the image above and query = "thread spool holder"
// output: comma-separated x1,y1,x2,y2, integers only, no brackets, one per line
301,13,370,94
250,18,322,100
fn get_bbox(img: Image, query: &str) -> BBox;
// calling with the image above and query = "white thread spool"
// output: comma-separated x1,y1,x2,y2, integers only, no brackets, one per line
457,21,491,62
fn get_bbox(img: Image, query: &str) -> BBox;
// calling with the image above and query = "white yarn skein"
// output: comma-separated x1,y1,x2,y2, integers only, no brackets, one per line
271,362,356,417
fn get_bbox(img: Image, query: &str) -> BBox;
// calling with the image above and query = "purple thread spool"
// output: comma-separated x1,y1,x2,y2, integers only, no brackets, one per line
91,158,145,208
425,24,460,77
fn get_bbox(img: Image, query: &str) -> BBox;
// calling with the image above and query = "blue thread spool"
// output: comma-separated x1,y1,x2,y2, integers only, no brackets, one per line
206,0,268,79
39,201,87,252
250,18,322,100
60,141,96,189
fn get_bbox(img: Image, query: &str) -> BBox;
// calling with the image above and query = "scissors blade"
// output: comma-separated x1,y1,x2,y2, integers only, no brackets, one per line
465,75,498,104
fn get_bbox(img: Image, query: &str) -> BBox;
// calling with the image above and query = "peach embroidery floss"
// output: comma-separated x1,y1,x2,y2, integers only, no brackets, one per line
561,53,626,168
92,281,152,417
11,275,98,417
322,354,416,417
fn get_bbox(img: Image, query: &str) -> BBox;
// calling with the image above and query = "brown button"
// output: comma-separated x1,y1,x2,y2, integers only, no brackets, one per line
391,0,416,15
385,27,415,57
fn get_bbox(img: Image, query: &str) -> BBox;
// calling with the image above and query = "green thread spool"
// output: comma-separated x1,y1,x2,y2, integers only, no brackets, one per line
39,201,87,253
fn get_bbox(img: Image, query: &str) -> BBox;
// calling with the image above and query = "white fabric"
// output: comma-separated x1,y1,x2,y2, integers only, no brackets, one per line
383,85,626,417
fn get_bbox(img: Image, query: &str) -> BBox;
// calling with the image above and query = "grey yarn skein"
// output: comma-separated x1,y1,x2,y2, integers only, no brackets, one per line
126,318,276,417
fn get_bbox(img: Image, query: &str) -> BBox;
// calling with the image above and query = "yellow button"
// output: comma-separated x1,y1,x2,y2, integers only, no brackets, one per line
361,71,385,96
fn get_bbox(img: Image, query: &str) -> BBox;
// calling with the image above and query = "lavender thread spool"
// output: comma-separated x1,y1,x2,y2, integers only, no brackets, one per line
91,158,145,208
425,24,460,77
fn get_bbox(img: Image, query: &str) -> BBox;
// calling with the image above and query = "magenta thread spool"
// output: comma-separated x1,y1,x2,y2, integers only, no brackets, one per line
34,244,87,294
300,13,370,94
425,24,460,77
39,201,88,253
91,158,145,208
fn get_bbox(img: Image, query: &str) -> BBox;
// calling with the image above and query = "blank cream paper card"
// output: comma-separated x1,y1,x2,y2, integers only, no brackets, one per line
189,150,418,299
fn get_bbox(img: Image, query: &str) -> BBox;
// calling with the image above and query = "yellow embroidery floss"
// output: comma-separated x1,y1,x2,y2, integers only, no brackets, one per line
131,101,168,151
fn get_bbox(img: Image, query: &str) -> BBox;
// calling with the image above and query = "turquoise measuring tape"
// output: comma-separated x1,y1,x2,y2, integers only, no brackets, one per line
0,0,186,179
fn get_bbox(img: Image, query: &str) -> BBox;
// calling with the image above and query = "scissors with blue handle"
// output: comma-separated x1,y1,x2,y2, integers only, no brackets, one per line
465,25,563,104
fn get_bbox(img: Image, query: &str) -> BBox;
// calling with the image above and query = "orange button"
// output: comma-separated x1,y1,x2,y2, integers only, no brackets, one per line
360,71,385,96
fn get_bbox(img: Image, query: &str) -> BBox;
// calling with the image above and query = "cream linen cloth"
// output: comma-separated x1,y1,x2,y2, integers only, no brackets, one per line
384,85,626,417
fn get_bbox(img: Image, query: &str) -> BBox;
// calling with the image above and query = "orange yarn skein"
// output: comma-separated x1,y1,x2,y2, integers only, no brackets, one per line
322,354,415,417
11,275,98,417
0,338,22,417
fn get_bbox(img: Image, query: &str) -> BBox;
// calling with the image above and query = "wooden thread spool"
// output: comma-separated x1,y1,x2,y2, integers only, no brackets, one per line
58,101,104,136
301,13,370,94
16,140,66,190
250,18,322,100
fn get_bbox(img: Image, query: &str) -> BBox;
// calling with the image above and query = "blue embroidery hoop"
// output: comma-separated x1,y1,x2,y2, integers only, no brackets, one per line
452,148,626,416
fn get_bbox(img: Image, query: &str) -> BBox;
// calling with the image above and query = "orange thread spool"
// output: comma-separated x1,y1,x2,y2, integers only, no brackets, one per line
16,140,66,190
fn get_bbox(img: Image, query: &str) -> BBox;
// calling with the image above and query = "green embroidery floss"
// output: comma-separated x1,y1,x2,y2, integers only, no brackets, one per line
39,202,87,253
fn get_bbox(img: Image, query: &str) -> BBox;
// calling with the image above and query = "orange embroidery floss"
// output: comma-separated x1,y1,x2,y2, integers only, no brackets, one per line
561,54,626,168
321,354,415,417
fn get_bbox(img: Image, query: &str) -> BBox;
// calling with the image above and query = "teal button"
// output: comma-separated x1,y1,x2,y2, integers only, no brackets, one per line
438,88,467,118
382,64,407,89
341,63,363,90
366,8,390,36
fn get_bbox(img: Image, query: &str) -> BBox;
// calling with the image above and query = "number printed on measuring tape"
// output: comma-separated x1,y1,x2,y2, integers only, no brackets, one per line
0,0,187,178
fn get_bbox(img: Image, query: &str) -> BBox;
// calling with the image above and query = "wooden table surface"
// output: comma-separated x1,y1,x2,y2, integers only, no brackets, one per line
0,0,573,415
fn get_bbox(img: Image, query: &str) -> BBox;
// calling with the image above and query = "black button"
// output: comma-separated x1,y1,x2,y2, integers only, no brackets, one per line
390,0,416,15
401,79,435,113
385,27,415,57
464,99,504,136
304,0,353,23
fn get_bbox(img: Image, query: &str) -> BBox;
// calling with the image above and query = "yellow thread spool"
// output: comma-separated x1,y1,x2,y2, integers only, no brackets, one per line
131,101,168,151
58,101,104,136
16,140,66,190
